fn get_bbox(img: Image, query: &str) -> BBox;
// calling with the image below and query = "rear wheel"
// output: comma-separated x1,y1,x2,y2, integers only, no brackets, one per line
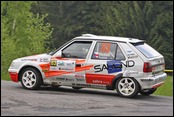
20,67,42,90
140,88,157,96
116,77,139,98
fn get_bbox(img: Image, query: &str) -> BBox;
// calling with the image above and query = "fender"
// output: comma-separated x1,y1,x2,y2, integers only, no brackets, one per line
18,61,46,80
111,73,123,89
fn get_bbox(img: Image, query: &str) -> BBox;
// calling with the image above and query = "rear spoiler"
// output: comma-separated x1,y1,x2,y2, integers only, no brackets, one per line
130,40,145,45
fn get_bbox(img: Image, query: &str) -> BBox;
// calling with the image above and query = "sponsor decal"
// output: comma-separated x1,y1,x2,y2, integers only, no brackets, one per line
56,77,75,82
76,78,85,82
107,60,122,73
93,42,115,59
126,50,138,58
125,71,139,77
40,59,93,78
40,58,49,62
21,59,37,61
126,50,135,55
94,60,135,73
39,63,50,72
65,78,75,82
58,61,64,66
93,52,113,59
98,52,111,59
86,73,114,85
100,42,111,53
127,55,138,59
94,52,99,58
93,80,102,84
57,60,75,71
67,62,75,66
73,83,106,88
56,77,65,81
92,80,109,84
94,60,122,73
140,79,153,82
59,68,74,71
50,60,57,66
50,67,58,70
75,74,85,78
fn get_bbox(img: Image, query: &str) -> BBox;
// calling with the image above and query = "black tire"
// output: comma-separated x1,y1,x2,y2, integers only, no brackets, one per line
72,86,82,90
140,88,157,96
20,67,42,90
115,77,139,98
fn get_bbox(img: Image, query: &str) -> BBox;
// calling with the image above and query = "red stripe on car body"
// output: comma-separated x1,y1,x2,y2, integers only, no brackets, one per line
86,73,115,85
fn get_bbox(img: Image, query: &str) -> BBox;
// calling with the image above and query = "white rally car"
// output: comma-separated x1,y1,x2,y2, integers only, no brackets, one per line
8,34,167,97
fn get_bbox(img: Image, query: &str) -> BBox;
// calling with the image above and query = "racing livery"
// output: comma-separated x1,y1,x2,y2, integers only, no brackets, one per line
8,34,167,97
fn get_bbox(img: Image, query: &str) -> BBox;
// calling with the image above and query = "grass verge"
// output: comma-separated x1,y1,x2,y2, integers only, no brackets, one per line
154,76,173,96
1,71,11,81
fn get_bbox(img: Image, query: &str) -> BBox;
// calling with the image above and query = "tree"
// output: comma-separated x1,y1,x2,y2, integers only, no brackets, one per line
99,1,173,69
1,1,53,76
31,1,173,69
31,1,103,49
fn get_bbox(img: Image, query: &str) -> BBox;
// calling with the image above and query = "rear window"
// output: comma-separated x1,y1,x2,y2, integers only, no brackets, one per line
133,43,161,58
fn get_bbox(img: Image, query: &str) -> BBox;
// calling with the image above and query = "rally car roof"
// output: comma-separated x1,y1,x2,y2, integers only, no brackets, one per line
74,34,144,43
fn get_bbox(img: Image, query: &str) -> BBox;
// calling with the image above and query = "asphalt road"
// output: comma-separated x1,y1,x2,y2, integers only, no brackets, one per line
1,80,173,116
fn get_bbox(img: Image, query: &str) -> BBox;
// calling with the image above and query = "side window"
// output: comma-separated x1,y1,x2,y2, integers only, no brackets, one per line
116,46,125,60
62,41,92,59
92,42,117,60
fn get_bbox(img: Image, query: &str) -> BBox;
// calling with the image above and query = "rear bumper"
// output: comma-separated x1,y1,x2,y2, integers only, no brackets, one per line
138,73,167,89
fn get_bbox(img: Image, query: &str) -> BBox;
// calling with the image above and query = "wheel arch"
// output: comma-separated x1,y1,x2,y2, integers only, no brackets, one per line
18,65,43,83
111,73,123,89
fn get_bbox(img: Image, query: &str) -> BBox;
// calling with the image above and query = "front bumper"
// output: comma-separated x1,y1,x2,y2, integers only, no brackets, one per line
9,72,18,82
137,73,167,89
8,68,19,82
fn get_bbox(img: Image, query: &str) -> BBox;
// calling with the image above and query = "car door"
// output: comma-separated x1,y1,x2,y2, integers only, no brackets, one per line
85,41,126,86
49,40,93,86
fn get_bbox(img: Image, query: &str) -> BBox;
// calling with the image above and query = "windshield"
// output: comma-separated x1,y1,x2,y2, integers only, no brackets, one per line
47,40,73,56
133,43,161,58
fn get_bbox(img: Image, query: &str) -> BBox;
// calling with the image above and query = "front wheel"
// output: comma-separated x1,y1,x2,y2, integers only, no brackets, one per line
20,67,42,90
116,77,139,98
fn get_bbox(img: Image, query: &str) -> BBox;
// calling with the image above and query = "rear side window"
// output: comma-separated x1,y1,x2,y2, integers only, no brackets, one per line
91,42,125,60
133,43,161,58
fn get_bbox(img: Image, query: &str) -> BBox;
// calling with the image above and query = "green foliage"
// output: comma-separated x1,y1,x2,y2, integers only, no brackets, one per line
32,1,173,69
1,1,53,75
32,1,103,48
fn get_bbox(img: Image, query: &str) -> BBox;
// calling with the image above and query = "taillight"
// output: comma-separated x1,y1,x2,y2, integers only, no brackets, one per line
143,62,152,72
